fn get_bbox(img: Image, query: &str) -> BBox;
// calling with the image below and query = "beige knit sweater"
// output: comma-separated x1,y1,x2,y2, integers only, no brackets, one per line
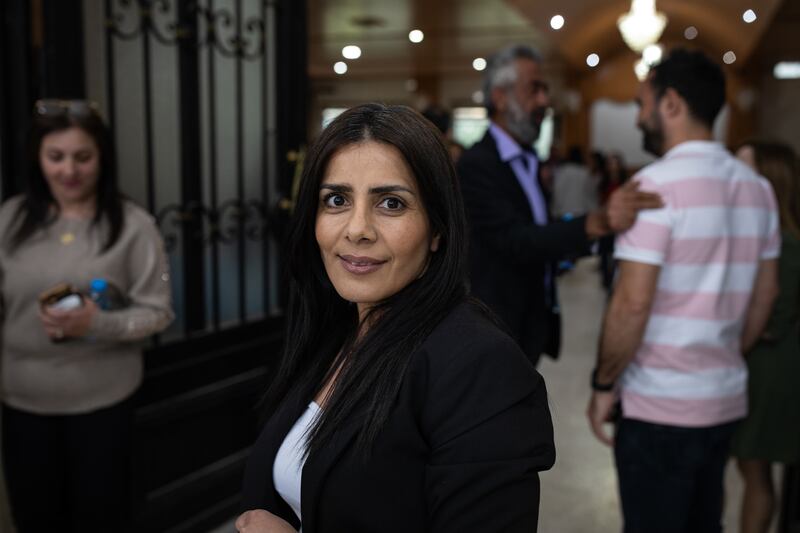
0,196,173,414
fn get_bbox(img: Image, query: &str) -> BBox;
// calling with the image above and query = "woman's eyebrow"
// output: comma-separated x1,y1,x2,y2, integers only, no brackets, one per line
369,185,415,195
319,183,415,196
319,183,351,192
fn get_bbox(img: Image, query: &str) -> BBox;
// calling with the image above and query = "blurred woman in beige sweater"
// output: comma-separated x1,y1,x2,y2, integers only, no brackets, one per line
0,100,173,533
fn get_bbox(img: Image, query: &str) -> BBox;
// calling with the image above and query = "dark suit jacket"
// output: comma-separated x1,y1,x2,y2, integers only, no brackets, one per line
457,131,592,363
240,301,555,532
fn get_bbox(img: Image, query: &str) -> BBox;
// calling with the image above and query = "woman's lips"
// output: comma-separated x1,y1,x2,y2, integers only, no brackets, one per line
338,254,387,275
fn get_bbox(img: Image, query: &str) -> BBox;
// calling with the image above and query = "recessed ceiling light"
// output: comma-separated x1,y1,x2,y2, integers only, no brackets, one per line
472,90,484,104
723,51,737,65
586,53,600,68
684,26,698,40
774,62,800,79
473,57,487,71
342,45,361,60
408,29,424,43
333,61,348,75
743,9,757,23
550,15,565,30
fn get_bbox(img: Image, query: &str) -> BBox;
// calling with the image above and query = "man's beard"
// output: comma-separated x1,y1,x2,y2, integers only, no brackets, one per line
638,111,665,157
504,95,544,147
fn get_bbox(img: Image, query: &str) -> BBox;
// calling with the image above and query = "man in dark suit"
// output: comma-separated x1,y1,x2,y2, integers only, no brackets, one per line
457,44,662,367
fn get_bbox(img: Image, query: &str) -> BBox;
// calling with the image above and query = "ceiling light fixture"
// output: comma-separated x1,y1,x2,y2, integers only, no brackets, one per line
473,57,487,71
642,44,663,65
408,29,424,43
617,0,668,53
333,61,348,75
774,62,800,80
586,53,600,68
550,15,565,30
342,45,361,60
742,9,757,23
634,59,650,81
723,51,737,65
684,26,698,40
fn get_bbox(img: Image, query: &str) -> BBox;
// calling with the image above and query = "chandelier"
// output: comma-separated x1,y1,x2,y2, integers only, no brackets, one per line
617,0,668,53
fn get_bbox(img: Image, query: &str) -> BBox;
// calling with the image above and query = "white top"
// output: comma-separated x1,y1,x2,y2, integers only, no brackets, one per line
273,402,321,524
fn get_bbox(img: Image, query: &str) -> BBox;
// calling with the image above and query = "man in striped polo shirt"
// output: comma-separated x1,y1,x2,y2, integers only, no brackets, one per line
587,49,780,532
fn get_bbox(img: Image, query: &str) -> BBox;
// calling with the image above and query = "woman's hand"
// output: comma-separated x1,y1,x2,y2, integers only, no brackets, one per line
235,510,297,533
39,297,98,340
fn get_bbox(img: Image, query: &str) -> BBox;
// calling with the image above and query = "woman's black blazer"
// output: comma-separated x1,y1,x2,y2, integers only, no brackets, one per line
240,301,556,532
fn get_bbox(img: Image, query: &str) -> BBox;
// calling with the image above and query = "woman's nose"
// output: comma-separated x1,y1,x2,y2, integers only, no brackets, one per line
345,203,376,243
62,158,78,177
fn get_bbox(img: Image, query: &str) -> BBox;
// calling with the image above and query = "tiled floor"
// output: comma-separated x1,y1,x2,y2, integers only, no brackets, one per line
212,258,778,533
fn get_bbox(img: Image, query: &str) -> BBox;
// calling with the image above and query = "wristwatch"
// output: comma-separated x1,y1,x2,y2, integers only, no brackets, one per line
591,368,615,392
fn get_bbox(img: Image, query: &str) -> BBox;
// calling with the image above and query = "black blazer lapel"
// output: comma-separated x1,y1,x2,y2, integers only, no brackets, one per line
299,411,363,533
474,132,536,223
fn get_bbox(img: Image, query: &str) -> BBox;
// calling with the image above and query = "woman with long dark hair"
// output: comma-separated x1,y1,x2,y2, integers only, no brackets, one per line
237,103,555,532
732,140,800,533
0,100,173,532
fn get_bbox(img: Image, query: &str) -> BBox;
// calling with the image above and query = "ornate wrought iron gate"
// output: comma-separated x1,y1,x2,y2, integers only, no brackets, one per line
103,0,283,337
96,1,306,530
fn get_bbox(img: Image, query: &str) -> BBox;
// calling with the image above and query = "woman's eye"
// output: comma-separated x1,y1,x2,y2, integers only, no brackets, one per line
379,197,405,210
46,152,63,162
323,193,347,208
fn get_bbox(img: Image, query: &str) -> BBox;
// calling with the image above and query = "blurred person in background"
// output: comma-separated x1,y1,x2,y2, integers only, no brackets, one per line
598,152,630,290
588,49,780,533
421,104,464,163
0,100,173,532
731,140,800,533
552,145,598,219
457,44,661,367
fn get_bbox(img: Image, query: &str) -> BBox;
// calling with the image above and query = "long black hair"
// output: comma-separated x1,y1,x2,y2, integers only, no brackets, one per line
9,104,124,252
265,103,469,457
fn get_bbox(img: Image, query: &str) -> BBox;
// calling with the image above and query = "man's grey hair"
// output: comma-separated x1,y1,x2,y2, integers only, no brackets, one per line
482,44,542,116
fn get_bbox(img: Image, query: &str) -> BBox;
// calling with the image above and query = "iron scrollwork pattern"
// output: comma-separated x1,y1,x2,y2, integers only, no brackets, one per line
107,0,266,57
106,0,181,44
156,200,275,253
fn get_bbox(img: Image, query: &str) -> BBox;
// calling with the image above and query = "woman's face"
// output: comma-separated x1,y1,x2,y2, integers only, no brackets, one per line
315,141,439,318
39,127,100,209
736,145,757,171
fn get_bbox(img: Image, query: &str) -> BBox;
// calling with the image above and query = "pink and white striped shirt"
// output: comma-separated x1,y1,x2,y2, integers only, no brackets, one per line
615,141,780,427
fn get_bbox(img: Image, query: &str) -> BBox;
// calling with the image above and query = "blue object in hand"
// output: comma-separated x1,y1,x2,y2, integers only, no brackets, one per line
90,278,111,310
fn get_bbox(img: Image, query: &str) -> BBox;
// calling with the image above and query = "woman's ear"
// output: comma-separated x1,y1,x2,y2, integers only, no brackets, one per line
430,234,441,252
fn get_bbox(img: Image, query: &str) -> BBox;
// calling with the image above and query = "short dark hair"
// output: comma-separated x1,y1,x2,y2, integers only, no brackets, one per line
649,48,726,129
10,104,124,253
421,104,452,135
265,103,469,456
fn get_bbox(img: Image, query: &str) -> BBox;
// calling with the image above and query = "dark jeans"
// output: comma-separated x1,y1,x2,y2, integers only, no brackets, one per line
614,417,738,533
2,397,134,533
